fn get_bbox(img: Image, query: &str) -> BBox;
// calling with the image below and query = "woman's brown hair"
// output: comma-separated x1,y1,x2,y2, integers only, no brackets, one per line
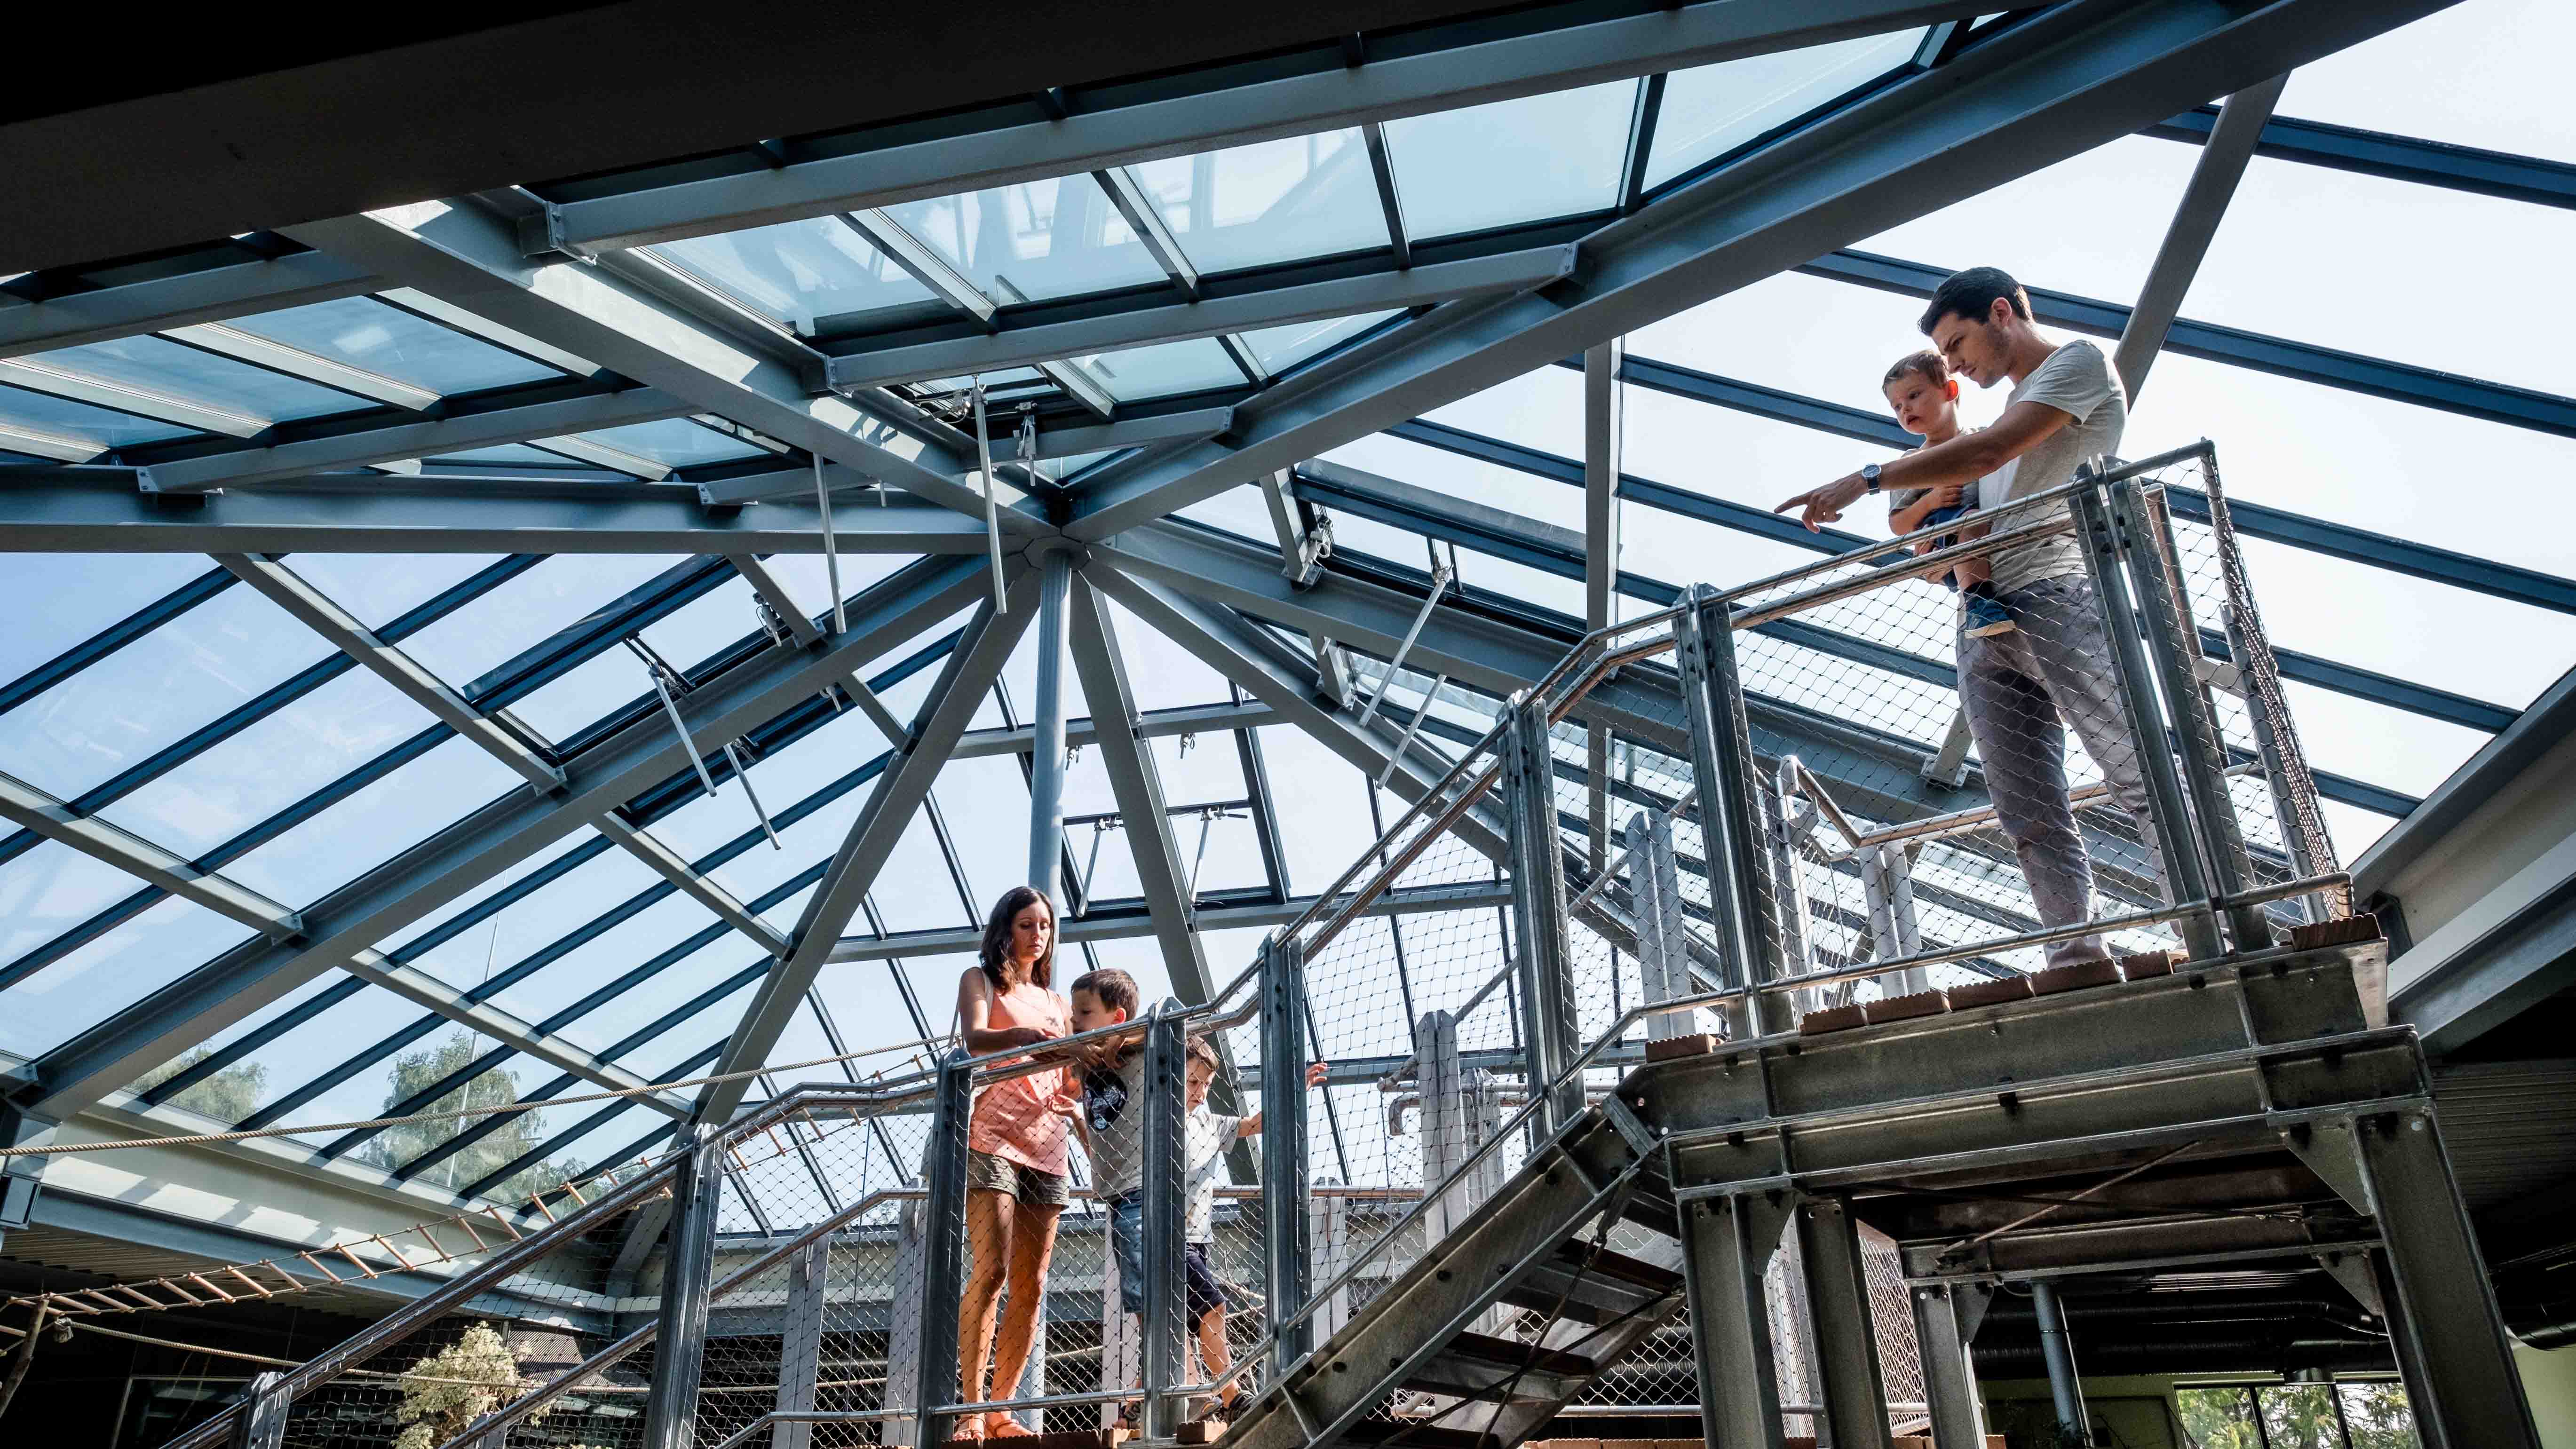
978,885,1059,991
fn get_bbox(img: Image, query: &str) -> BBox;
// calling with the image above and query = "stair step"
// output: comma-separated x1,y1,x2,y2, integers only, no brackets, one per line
1332,1421,1500,1449
1400,1331,1598,1401
1497,1242,1684,1324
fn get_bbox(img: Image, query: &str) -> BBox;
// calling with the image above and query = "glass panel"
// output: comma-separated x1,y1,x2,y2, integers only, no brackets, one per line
31,335,373,424
127,974,345,1122
650,217,937,333
420,442,595,468
397,554,694,695
2182,158,2576,392
2276,0,2576,164
0,896,257,1061
1101,597,1234,712
1857,135,2198,304
220,735,520,907
393,828,610,965
2336,1381,2418,1448
92,669,434,866
0,555,214,689
0,841,153,975
478,891,721,1030
880,173,1173,303
2254,1383,2344,1449
356,1039,583,1197
929,754,1032,911
1382,80,1636,239
226,985,444,1142
564,417,769,468
572,948,763,1060
504,571,806,744
2176,1387,2263,1448
219,296,560,394
1067,337,1244,401
1236,310,1396,374
0,581,335,800
273,554,509,631
488,1099,674,1198
0,382,198,452
814,952,972,1056
1126,129,1388,274
1646,29,1925,190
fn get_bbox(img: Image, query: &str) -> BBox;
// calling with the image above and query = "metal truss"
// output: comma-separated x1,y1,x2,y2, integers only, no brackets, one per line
1057,0,2456,538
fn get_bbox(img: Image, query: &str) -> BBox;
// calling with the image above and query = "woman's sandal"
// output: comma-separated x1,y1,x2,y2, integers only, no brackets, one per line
989,1415,1037,1440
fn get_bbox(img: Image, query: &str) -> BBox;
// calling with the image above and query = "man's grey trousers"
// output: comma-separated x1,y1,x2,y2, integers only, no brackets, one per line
1956,573,2168,964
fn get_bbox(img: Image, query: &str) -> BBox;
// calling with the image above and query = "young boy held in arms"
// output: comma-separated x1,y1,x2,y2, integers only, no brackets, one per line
1881,350,2016,639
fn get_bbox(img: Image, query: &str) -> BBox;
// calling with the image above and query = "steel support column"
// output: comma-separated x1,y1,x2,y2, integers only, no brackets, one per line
1680,1192,1795,1449
1028,550,1074,899
912,1053,973,1449
2029,1279,2088,1446
1795,1197,1894,1449
1584,339,1623,878
772,1236,828,1449
1675,589,1791,1036
1139,1006,1189,1439
1259,935,1312,1375
643,1128,724,1449
1626,808,1694,1040
2069,482,2221,960
1502,700,1582,1130
2114,74,2289,397
2351,1112,2544,1449
1910,1282,1992,1449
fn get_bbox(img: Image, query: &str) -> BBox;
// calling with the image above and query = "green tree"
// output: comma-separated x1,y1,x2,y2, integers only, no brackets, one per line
132,1049,269,1122
2177,1386,2262,1449
2337,1382,2419,1449
391,1321,601,1449
359,1033,582,1200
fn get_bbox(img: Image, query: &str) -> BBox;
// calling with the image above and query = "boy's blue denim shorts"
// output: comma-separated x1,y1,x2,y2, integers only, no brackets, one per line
1921,502,1969,590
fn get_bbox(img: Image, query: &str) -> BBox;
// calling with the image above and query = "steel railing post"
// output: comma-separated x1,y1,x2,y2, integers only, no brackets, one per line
1140,1004,1189,1436
234,1370,289,1449
1258,936,1312,1377
2068,476,2224,962
2112,478,2272,950
912,1051,974,1447
643,1126,724,1449
1675,586,1793,1036
1501,695,1583,1129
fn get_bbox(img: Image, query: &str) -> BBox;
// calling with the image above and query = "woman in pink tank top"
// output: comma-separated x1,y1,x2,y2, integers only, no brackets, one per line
954,885,1077,1439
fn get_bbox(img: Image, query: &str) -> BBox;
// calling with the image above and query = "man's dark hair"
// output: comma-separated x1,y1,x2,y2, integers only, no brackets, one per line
1070,967,1138,1017
1882,349,1950,388
1918,266,2031,335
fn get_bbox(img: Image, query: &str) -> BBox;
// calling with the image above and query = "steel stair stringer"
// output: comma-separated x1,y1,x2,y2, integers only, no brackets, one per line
1225,1100,1683,1449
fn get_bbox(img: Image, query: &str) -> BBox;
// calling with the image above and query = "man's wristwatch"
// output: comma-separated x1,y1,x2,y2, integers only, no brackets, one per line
1860,462,1883,494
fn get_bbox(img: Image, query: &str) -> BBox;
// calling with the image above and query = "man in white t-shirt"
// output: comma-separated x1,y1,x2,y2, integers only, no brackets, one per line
1775,266,2162,964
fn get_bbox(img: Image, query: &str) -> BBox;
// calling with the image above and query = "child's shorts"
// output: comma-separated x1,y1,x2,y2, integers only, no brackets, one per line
1183,1242,1227,1322
1920,502,1970,590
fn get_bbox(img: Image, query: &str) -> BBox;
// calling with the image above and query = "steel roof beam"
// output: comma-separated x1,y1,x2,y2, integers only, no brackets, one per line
823,246,1572,391
538,1,1995,256
1805,248,2576,439
0,771,306,942
2116,73,2288,398
2144,104,2576,211
1062,0,2462,539
1066,572,1213,999
0,468,989,554
0,252,382,361
697,567,1038,1123
825,879,1511,962
13,553,995,1121
281,203,1046,534
137,388,696,493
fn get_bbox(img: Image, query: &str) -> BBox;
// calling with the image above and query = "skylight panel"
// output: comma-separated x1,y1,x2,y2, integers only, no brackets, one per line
14,334,377,432
650,217,937,333
1125,129,1390,275
1645,29,1926,191
879,173,1170,303
217,296,562,395
1066,336,1245,402
0,382,198,456
1381,80,1637,239
1236,310,1396,374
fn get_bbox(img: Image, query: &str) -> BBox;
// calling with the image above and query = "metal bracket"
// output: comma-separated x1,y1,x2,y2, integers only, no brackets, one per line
1601,1092,1660,1160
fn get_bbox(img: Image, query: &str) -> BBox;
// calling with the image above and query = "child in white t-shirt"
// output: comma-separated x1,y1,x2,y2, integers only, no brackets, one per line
1181,1036,1327,1417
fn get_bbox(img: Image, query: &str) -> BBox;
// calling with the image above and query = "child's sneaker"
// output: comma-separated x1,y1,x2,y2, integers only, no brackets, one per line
1962,586,2017,638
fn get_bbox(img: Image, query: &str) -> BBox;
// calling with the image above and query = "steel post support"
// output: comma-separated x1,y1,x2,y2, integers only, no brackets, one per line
1627,808,1694,1040
1909,1283,1992,1449
2221,602,2323,925
2114,478,2271,949
1763,770,1818,1002
1795,1198,1894,1449
772,1237,828,1449
912,1052,974,1449
2350,1111,2543,1449
643,1127,725,1449
233,1370,290,1449
1861,843,1927,998
1680,1191,1795,1449
1585,339,1623,879
1259,936,1312,1376
2068,482,2223,962
2029,1279,2089,1446
1028,550,1073,899
882,1201,929,1447
1502,698,1582,1130
1308,1177,1354,1344
1675,587,1792,1036
1416,1008,1467,1239
1139,1005,1189,1438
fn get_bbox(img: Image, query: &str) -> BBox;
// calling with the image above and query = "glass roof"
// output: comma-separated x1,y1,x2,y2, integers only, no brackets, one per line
0,0,2567,1224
